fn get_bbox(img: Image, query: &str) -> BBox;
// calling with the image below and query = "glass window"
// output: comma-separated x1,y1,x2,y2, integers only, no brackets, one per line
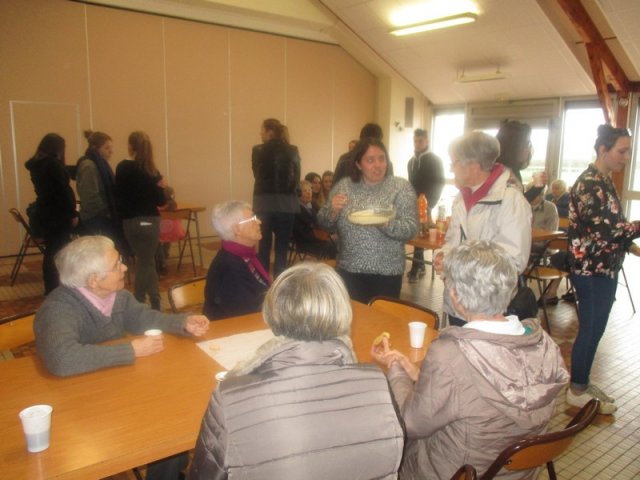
431,110,465,214
559,106,605,187
482,126,549,186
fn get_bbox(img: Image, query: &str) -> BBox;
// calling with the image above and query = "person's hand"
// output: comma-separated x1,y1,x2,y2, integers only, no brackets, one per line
331,194,348,216
371,335,393,365
390,353,420,382
532,171,548,188
131,336,164,357
629,243,640,257
434,251,445,275
185,315,210,336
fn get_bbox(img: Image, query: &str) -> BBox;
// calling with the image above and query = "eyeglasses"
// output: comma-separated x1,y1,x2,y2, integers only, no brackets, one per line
103,255,124,273
238,214,258,225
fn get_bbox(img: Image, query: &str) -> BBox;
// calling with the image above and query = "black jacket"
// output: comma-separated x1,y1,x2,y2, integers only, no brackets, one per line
407,150,444,209
25,154,77,235
251,139,300,196
203,249,269,320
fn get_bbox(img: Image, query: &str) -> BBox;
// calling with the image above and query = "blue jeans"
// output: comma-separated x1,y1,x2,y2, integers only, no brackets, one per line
570,273,618,387
257,212,295,277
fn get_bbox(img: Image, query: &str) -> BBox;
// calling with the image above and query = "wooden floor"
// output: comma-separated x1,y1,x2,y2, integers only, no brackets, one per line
1,241,639,479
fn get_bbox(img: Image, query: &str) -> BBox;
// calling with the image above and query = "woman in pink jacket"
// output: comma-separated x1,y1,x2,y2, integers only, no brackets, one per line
373,240,569,480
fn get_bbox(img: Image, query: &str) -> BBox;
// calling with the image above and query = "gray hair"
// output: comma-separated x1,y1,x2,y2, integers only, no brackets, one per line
211,200,251,241
449,131,500,172
263,262,352,341
55,236,115,288
443,240,517,316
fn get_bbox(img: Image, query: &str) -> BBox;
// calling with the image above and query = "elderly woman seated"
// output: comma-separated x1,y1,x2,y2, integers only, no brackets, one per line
189,263,404,480
372,240,568,480
203,201,271,320
34,235,209,377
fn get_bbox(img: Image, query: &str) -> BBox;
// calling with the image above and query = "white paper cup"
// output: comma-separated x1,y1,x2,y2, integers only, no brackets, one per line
144,329,162,337
409,321,427,348
215,371,228,382
428,228,437,242
19,404,53,453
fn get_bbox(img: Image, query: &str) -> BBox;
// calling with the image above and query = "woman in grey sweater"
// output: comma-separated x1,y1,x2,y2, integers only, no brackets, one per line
318,138,418,303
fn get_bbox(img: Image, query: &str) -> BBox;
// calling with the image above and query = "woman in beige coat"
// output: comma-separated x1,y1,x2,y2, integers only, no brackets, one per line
373,240,569,480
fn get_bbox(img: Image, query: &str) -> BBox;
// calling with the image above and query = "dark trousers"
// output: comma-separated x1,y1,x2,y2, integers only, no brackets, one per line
337,268,402,304
410,247,425,272
257,212,295,277
123,217,161,310
570,273,618,387
146,451,188,480
42,229,72,295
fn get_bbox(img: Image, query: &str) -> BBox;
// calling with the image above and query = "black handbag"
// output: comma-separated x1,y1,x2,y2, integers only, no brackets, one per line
506,276,538,320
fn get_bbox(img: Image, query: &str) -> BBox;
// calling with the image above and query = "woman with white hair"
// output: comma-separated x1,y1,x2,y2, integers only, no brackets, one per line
373,241,568,480
190,263,404,480
203,200,271,320
34,235,209,378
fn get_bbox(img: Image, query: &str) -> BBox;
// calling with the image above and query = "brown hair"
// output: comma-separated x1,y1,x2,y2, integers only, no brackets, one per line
128,131,158,177
83,130,112,151
262,118,287,142
349,138,391,183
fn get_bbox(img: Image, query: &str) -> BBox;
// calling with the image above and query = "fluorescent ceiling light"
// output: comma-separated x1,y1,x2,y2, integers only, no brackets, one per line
456,69,508,83
390,12,477,36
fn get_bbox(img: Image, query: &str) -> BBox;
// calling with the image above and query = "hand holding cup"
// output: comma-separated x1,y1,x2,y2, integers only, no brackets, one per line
132,330,165,357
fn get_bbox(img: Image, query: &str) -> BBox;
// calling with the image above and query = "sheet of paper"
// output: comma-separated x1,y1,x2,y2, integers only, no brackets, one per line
197,329,274,370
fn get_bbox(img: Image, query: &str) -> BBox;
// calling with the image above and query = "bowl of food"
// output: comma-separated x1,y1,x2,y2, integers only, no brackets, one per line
348,207,395,226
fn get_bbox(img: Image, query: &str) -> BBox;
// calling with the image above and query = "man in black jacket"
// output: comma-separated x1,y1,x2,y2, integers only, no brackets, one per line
407,128,444,283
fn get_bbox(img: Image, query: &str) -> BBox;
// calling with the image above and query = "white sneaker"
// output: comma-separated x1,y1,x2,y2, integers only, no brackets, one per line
586,384,615,403
566,388,617,415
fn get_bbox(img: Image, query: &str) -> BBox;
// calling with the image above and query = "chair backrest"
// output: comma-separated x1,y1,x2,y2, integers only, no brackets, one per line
480,399,599,479
0,311,37,351
450,464,477,480
9,208,31,232
558,217,569,229
368,296,439,330
168,276,207,313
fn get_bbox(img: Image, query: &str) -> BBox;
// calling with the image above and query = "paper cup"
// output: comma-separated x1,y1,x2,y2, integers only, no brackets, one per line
215,371,228,382
408,321,427,348
19,404,53,453
144,329,162,337
428,228,437,242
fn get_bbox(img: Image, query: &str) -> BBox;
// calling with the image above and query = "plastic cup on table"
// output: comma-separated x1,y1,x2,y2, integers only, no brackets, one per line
408,321,427,348
19,404,53,453
144,329,162,337
428,228,437,242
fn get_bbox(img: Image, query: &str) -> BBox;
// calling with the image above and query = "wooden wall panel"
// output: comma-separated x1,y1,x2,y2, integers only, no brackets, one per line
163,18,230,236
228,30,286,205
332,50,377,164
0,0,88,257
85,5,166,168
286,39,335,177
0,1,377,258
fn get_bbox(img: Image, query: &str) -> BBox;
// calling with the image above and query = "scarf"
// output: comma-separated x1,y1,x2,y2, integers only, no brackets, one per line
79,149,118,221
222,240,272,286
460,163,505,212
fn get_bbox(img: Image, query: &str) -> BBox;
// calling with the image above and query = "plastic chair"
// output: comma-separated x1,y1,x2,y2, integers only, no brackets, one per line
161,208,196,275
8,208,45,286
168,276,207,313
450,464,477,480
0,311,37,359
368,296,440,330
480,399,599,479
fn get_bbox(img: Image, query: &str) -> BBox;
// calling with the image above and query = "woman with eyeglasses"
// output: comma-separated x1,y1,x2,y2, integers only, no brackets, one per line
203,201,271,320
565,124,640,415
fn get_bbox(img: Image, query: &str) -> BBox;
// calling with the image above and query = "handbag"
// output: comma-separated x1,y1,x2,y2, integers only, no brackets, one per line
506,276,538,320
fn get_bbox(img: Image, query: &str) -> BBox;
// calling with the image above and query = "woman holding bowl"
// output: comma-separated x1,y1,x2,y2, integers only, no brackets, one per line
318,137,418,303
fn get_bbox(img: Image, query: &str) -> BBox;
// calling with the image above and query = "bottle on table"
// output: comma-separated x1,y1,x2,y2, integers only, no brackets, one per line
417,193,428,237
436,204,446,241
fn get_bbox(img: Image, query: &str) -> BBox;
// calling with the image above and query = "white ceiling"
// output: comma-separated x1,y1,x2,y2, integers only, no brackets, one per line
89,0,640,106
